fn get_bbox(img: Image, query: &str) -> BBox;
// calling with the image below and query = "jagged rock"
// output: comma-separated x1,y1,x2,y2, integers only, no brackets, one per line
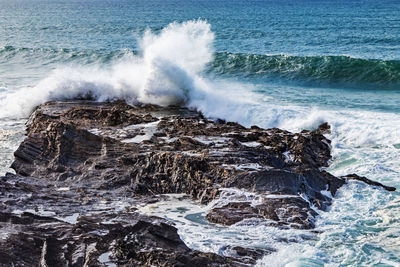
206,202,264,225
3,100,393,266
206,196,318,229
0,211,242,267
219,245,276,265
10,101,346,228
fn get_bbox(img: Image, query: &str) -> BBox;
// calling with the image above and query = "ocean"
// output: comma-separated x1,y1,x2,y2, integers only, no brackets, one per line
0,0,399,265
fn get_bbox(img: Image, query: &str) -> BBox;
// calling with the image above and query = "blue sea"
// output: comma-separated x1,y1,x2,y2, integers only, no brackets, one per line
0,0,399,266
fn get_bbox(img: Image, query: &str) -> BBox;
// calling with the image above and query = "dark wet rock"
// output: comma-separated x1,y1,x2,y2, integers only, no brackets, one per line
3,100,384,266
342,173,396,191
0,210,242,267
206,202,264,225
314,122,331,135
206,196,318,229
11,101,346,222
219,245,276,265
113,220,239,266
11,102,344,223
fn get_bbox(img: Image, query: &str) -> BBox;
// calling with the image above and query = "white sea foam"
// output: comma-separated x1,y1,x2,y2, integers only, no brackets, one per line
0,119,26,175
137,193,317,259
255,182,400,266
251,105,400,265
0,20,256,124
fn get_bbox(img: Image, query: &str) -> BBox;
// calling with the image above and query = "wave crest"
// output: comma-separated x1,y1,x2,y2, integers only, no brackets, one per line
211,52,400,86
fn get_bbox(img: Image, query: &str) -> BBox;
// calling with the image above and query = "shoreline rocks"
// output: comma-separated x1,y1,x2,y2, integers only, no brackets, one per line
1,100,395,266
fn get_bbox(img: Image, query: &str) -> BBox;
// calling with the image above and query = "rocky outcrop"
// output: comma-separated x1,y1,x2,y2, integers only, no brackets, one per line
341,173,396,191
2,100,395,266
11,101,345,226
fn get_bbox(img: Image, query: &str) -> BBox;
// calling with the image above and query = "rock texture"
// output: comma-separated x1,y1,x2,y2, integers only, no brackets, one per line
1,100,395,266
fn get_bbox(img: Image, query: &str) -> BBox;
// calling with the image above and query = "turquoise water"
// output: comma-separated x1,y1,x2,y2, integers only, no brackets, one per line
0,0,399,266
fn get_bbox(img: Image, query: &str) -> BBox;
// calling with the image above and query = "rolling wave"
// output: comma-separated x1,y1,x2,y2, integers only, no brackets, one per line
211,52,400,87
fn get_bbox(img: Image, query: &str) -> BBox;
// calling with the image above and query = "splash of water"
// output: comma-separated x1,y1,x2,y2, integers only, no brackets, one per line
0,20,254,121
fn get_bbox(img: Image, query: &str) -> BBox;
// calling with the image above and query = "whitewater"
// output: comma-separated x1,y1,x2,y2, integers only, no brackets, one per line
1,16,399,267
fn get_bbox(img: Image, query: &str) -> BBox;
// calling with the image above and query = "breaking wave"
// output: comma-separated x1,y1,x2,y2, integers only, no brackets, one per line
0,20,255,120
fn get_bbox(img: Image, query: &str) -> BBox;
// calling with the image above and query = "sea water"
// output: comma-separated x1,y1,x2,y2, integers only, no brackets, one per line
0,0,399,265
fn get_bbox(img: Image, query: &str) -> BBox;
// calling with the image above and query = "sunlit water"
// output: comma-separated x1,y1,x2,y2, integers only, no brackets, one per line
0,0,399,265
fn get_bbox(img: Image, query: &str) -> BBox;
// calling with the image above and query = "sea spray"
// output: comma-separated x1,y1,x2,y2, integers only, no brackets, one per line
0,20,215,117
136,19,214,105
0,20,264,126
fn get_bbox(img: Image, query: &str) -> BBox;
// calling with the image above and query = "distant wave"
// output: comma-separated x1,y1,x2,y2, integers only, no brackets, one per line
211,52,400,87
0,45,132,64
